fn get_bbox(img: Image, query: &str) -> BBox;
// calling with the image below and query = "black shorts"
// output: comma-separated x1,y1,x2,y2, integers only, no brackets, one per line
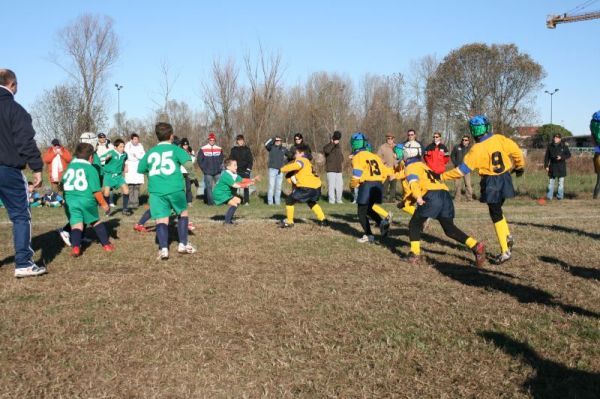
480,172,515,204
357,181,383,205
415,190,455,219
288,187,320,204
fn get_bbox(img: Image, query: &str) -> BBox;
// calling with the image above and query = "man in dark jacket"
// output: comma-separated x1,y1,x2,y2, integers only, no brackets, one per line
544,133,571,200
323,130,344,204
450,135,474,201
265,135,287,205
230,134,254,205
0,69,47,278
197,132,223,205
423,132,450,174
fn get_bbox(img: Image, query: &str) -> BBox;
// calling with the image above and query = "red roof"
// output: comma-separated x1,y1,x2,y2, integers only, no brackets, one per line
515,126,539,137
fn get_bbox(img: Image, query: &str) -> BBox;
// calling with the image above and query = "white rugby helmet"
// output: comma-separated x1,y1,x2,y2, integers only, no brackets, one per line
80,132,98,147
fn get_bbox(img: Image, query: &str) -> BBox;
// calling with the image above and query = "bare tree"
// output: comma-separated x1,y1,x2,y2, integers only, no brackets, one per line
151,58,180,114
203,58,239,150
52,14,120,132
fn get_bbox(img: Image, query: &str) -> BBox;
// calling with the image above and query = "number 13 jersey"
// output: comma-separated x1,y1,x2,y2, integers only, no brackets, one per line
138,142,191,195
351,150,391,187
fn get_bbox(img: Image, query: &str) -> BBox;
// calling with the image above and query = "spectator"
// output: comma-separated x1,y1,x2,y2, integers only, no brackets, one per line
42,138,72,194
424,132,450,174
0,68,46,277
124,133,145,209
451,135,474,201
197,132,223,205
287,133,312,161
403,129,423,156
230,134,254,205
179,137,197,207
377,133,398,202
544,133,571,200
591,111,600,199
264,135,287,205
323,130,344,204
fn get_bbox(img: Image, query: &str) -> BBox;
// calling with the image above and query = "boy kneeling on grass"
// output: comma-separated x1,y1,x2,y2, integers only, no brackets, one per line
212,158,259,225
279,144,328,228
62,143,114,257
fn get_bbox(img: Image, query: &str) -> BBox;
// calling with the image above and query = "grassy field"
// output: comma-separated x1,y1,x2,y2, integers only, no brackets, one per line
0,194,599,398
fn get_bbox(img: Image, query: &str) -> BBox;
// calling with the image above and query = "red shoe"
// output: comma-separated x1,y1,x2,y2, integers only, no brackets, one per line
102,243,115,252
71,246,81,257
133,224,148,233
473,242,486,267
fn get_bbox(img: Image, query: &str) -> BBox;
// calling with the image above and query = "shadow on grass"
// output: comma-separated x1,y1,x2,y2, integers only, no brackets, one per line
479,331,600,399
432,261,599,319
512,221,600,241
539,255,600,282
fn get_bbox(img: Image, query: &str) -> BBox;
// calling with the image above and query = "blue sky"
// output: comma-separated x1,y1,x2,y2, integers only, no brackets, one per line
3,0,599,135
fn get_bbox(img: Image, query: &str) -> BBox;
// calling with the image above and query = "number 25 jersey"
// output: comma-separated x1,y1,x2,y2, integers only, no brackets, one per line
138,142,191,195
448,134,525,178
351,150,390,187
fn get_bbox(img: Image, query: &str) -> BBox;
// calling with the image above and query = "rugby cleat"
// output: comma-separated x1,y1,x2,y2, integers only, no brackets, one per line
494,251,511,265
357,235,375,244
177,243,197,254
473,242,486,267
57,228,71,247
317,219,329,227
102,243,115,252
71,246,81,257
133,223,148,233
379,213,392,238
279,220,294,228
122,209,133,216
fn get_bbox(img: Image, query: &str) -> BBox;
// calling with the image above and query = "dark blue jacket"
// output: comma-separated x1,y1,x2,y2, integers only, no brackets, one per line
0,87,43,171
197,143,223,176
264,137,287,169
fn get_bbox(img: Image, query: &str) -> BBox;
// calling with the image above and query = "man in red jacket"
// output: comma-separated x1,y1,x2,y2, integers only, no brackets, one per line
42,138,72,193
423,132,450,174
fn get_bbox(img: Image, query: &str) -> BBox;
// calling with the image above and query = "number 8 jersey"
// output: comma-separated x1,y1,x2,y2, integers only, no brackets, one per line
62,159,102,199
138,142,191,195
444,134,525,178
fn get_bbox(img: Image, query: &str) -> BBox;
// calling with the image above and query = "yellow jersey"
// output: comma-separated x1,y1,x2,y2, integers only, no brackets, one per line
442,134,525,180
404,159,448,200
351,150,392,188
280,157,321,189
392,161,411,202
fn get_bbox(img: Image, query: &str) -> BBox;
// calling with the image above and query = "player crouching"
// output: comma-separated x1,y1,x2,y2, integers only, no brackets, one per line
279,144,328,228
212,158,259,224
401,145,485,267
62,143,114,256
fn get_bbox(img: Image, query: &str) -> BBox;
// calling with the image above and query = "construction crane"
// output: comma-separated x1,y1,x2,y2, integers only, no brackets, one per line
547,10,600,28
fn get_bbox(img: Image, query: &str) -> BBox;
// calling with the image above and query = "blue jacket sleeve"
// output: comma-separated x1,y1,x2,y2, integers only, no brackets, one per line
13,105,43,171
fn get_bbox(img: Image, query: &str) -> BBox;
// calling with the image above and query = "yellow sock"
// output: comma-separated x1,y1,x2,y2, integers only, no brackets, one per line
410,241,421,255
494,217,510,253
402,204,415,216
311,204,325,221
465,237,477,249
371,204,389,219
286,205,295,224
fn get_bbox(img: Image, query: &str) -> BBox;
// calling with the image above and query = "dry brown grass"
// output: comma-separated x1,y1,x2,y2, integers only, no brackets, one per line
0,199,599,398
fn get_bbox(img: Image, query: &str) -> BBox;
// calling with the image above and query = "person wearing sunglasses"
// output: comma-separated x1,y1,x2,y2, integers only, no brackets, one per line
423,132,450,176
450,135,474,201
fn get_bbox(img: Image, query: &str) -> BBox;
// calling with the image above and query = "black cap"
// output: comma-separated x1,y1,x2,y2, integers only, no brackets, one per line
97,133,106,138
51,139,60,146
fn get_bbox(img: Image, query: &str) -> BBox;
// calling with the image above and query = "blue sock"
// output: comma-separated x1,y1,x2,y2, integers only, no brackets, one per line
122,194,129,211
104,196,110,206
156,223,168,249
93,223,109,245
109,192,115,205
138,209,151,225
71,229,82,248
177,216,189,245
224,206,237,223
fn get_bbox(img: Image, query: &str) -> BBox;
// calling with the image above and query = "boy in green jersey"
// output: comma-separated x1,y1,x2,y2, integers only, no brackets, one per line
100,139,132,216
138,122,197,260
62,143,113,257
212,159,259,225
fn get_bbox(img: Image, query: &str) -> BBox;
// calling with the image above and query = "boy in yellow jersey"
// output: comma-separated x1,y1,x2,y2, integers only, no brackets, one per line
279,144,328,228
401,146,485,266
441,115,524,264
350,133,393,243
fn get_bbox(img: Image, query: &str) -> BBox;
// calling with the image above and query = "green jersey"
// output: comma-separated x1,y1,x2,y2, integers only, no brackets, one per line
92,153,102,176
138,142,191,195
213,170,242,205
101,149,127,175
62,159,102,200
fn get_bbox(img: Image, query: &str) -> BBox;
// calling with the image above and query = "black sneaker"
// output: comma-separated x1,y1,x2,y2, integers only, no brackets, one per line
122,209,133,216
379,213,392,238
317,219,329,227
279,220,294,228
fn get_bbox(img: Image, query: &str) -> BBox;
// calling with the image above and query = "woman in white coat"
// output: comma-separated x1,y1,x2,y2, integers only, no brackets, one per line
124,133,145,209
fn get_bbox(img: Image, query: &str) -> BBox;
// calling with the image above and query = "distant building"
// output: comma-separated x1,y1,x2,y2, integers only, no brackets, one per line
512,126,540,148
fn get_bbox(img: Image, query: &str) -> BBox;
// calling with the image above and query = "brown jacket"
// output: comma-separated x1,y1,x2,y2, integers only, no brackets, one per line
323,141,344,173
377,143,396,167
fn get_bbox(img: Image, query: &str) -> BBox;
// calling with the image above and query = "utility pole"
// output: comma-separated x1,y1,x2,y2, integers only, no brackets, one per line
115,83,123,135
544,89,559,124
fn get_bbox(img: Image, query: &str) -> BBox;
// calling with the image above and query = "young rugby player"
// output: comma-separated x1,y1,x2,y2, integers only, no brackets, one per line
62,143,113,256
390,143,416,217
441,115,524,264
349,133,393,243
137,122,197,259
100,139,132,216
400,145,485,266
279,144,328,228
212,159,259,225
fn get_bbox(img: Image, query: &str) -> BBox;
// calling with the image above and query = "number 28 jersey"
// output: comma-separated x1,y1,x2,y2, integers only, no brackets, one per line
451,134,525,178
351,150,391,187
138,142,191,195
62,159,102,199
